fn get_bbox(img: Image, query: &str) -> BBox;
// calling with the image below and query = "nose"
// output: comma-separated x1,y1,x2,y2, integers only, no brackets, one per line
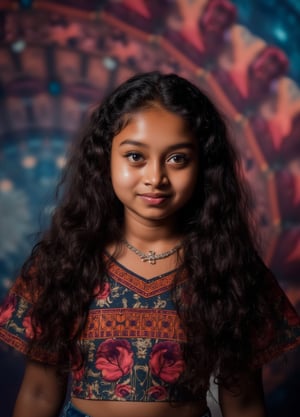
143,160,168,187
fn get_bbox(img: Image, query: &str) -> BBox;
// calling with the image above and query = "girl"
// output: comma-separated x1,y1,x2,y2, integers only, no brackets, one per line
0,71,300,417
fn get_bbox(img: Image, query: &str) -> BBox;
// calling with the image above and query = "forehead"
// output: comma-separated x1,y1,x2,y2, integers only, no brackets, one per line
113,107,193,143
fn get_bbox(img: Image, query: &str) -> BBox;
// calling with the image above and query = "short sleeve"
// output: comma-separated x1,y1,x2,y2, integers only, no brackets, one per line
0,276,57,364
251,270,300,368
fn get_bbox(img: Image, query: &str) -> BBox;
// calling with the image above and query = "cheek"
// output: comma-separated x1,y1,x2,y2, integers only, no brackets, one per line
116,166,131,181
111,162,138,191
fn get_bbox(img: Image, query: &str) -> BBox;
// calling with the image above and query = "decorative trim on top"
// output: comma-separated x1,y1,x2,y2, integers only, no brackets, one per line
82,308,187,342
105,256,187,298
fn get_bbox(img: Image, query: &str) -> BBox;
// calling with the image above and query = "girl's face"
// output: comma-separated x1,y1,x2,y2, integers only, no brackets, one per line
110,106,198,227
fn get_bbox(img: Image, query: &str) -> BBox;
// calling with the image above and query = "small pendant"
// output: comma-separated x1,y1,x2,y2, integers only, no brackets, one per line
142,251,157,264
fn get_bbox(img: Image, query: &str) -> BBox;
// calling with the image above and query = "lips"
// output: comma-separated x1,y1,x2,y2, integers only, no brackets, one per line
138,193,170,205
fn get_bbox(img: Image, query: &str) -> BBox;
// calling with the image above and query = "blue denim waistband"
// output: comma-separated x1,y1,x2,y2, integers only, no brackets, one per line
62,401,212,417
62,402,91,417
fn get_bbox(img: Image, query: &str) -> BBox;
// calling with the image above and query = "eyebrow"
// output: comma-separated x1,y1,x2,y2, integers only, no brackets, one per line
119,139,196,151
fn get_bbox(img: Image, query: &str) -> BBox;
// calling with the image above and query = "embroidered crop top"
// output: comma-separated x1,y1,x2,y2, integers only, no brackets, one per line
1,255,300,403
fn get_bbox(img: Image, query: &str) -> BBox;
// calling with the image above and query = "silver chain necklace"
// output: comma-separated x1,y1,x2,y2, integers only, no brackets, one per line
122,239,182,264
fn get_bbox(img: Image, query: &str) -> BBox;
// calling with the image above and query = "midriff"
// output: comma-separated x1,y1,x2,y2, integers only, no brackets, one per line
71,398,207,417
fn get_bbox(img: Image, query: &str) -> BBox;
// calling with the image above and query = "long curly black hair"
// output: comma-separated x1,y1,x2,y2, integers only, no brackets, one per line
23,71,275,396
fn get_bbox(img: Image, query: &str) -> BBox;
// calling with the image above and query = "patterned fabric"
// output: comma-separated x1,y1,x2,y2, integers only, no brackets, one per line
72,257,189,401
0,255,300,403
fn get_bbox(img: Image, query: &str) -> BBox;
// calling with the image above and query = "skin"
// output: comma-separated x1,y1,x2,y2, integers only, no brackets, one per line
13,105,268,417
12,360,67,417
110,106,199,229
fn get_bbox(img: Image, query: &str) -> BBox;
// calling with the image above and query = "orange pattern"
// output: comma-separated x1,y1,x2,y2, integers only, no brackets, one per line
83,308,186,341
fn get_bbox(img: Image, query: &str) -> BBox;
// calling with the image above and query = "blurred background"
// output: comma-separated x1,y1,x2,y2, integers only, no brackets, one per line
0,1,299,416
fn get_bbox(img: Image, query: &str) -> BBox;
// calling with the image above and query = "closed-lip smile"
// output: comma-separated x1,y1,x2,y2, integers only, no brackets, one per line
138,193,170,205
139,193,169,198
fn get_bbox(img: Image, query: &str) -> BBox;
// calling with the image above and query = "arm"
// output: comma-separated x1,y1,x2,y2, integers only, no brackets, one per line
218,368,268,417
13,360,68,417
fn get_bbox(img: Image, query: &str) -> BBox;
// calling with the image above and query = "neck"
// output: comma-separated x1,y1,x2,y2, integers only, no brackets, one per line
122,214,182,252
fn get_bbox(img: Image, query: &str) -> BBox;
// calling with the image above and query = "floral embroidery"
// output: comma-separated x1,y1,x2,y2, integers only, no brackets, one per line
114,383,135,399
0,294,16,326
94,282,110,300
149,341,184,383
133,338,152,359
95,339,134,381
147,385,168,400
1,259,300,403
73,385,84,397
22,314,35,339
94,282,111,308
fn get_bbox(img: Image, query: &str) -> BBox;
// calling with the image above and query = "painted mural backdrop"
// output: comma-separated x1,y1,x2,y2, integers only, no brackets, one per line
0,1,299,416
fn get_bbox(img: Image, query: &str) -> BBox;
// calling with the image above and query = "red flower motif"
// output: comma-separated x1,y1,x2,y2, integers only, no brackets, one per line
149,342,184,383
0,294,16,326
22,315,42,339
114,383,134,398
94,282,110,300
95,339,134,381
22,315,34,339
147,385,168,400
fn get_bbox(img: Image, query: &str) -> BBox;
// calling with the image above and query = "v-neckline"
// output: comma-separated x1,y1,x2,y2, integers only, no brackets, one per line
104,252,187,298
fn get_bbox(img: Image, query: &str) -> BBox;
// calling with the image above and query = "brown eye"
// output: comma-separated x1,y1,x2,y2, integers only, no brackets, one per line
167,154,188,164
125,152,144,162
